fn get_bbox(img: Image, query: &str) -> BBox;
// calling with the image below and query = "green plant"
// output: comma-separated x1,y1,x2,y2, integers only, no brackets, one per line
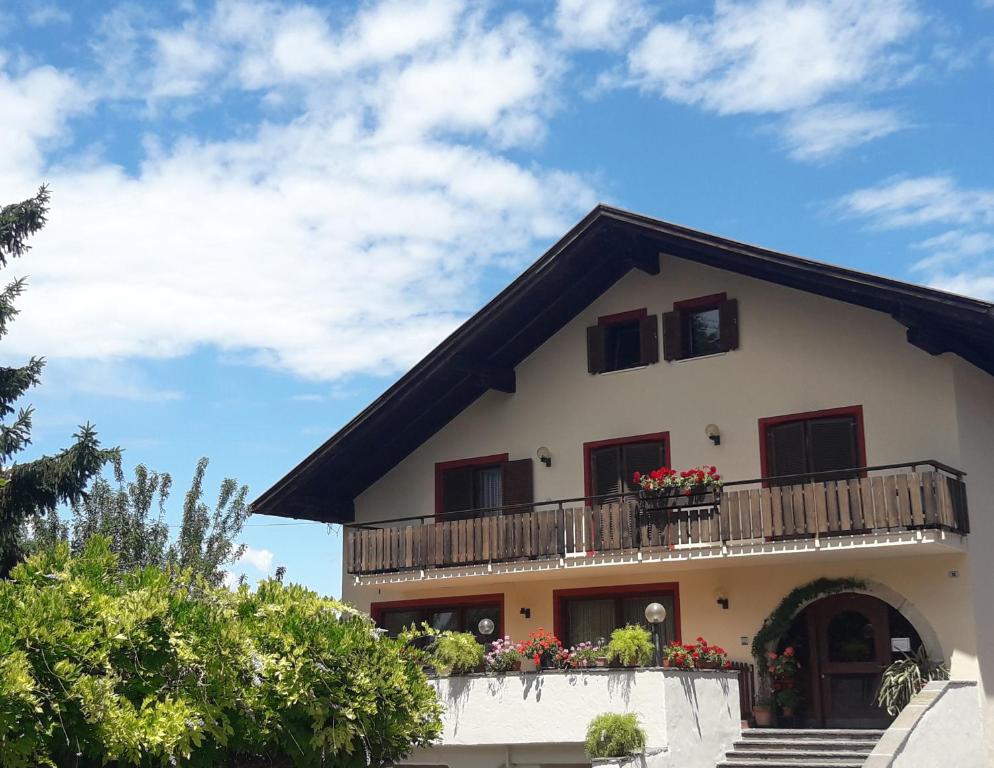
516,628,563,667
0,537,442,767
752,578,866,669
431,631,485,675
776,686,802,712
607,625,654,667
584,713,646,759
663,641,694,668
876,647,949,716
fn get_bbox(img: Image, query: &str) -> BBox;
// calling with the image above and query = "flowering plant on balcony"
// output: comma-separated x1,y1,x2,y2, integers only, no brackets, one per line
663,641,695,668
633,465,722,495
516,628,563,668
567,641,608,668
484,636,521,674
691,636,732,669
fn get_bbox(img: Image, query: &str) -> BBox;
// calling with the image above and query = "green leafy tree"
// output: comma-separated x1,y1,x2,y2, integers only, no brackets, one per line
27,457,249,586
0,186,117,576
0,538,443,767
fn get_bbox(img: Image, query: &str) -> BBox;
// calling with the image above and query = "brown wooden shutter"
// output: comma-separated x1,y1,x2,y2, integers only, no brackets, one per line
718,299,739,352
662,311,683,361
590,446,622,497
808,417,859,475
441,467,474,514
639,314,659,365
587,325,607,374
766,421,807,484
622,441,665,492
502,458,533,509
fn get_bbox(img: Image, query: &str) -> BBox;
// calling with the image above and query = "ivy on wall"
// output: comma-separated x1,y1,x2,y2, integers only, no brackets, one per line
751,577,867,670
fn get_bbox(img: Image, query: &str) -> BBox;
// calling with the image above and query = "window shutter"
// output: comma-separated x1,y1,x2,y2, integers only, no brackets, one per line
808,417,859,475
639,314,659,365
662,311,683,361
718,299,739,352
502,458,533,510
590,446,622,498
767,421,807,483
441,466,474,514
622,441,665,492
587,324,607,374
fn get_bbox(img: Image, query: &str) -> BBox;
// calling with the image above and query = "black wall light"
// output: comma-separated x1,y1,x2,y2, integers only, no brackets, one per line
520,607,531,619
536,446,552,467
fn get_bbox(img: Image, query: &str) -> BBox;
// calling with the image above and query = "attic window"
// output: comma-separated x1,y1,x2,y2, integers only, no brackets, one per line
663,294,738,361
587,309,659,374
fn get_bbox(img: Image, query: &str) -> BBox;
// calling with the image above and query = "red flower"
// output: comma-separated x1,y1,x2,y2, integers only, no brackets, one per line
534,653,540,665
768,652,778,660
724,660,732,669
633,471,641,483
784,647,795,657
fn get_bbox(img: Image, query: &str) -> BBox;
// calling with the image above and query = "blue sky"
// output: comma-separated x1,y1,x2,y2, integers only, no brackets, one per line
2,0,992,597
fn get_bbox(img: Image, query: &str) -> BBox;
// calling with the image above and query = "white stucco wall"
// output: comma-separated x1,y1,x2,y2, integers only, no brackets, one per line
865,681,986,768
401,669,738,768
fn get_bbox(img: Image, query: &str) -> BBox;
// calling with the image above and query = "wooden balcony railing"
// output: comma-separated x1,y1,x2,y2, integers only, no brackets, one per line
344,462,968,576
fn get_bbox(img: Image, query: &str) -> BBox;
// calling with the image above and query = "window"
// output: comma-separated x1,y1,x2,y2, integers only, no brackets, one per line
587,309,659,374
663,293,738,361
554,584,680,648
435,455,533,517
584,433,668,498
373,596,502,642
760,406,866,484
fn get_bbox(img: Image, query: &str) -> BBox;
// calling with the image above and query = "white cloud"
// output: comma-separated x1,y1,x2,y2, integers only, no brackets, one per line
26,3,71,27
238,545,274,573
0,61,88,174
554,0,649,50
624,0,921,160
837,176,994,300
781,104,904,161
0,0,594,384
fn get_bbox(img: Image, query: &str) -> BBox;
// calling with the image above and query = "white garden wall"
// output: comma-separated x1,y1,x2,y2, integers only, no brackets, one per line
399,668,739,768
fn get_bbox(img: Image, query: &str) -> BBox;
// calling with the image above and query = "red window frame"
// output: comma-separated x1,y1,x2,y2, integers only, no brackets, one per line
582,432,671,498
434,452,509,518
370,593,505,637
552,582,681,645
757,405,867,482
673,292,727,312
598,308,648,326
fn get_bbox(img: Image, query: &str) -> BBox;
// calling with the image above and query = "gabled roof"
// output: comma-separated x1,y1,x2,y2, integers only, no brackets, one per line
253,204,994,522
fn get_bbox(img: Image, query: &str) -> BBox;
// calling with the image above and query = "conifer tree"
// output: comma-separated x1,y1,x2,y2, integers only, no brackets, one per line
0,186,118,576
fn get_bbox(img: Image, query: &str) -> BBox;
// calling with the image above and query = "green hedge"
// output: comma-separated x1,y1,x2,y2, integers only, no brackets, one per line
0,538,442,767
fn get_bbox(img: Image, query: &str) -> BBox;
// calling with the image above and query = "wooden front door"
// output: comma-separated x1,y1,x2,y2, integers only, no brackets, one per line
808,594,892,728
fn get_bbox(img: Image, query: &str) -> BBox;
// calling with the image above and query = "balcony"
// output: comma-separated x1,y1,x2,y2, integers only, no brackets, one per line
344,461,968,579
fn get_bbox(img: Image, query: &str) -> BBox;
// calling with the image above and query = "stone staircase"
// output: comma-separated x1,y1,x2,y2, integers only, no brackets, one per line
716,728,884,768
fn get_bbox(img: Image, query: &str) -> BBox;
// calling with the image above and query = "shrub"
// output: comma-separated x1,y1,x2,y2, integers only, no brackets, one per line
584,713,646,759
0,538,442,767
431,631,484,675
607,625,654,667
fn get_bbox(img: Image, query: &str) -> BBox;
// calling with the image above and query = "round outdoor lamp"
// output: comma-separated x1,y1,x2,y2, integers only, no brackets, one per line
478,618,495,637
645,602,667,667
644,602,667,625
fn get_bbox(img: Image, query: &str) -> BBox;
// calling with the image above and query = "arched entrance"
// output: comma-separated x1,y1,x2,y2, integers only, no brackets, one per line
777,592,924,728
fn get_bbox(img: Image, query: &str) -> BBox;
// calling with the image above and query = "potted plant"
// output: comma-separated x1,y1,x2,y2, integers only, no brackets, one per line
484,636,521,674
584,713,646,761
568,641,602,669
768,647,801,717
753,678,775,727
662,641,694,669
691,637,730,669
516,628,563,672
607,625,654,668
430,631,484,676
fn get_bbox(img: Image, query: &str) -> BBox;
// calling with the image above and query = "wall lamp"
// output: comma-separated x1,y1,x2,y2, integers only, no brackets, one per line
536,446,552,467
714,587,729,610
705,424,721,446
520,607,531,619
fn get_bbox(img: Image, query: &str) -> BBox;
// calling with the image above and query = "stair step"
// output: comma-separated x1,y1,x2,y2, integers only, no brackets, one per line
717,761,867,768
726,749,874,761
733,739,879,752
741,728,885,739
